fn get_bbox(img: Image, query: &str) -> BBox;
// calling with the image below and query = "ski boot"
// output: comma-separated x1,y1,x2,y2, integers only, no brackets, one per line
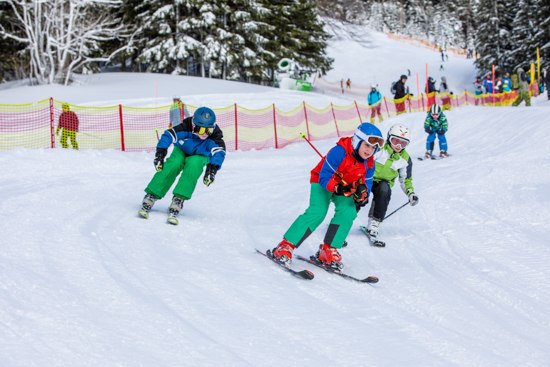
424,150,433,160
440,150,449,158
367,218,381,239
167,196,185,225
138,193,159,219
271,239,296,265
315,244,343,270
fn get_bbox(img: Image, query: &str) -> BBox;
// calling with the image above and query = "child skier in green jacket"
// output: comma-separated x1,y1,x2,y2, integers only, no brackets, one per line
363,124,419,243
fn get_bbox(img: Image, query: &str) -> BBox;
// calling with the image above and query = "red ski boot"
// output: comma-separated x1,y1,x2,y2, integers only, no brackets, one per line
271,239,296,264
316,244,343,270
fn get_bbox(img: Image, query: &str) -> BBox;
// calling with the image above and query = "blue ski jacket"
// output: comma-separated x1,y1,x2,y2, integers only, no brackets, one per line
157,129,226,168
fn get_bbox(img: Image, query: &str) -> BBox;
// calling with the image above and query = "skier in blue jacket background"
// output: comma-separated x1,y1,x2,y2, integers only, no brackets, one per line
367,84,384,123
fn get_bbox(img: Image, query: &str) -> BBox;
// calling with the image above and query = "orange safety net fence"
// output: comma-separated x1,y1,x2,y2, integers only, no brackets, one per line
0,92,518,152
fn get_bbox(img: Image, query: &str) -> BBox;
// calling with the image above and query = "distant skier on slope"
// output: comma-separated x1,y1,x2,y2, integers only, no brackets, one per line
362,124,419,243
138,107,226,225
424,104,449,159
271,123,384,270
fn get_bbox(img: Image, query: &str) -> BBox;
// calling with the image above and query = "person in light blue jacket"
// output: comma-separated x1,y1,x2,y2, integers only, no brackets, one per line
367,84,384,123
169,97,182,127
139,107,226,225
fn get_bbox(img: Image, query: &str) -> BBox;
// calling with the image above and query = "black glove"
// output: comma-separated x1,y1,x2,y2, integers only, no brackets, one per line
425,128,433,134
437,129,445,135
203,164,219,186
334,183,355,196
353,183,369,206
408,192,419,206
154,148,167,171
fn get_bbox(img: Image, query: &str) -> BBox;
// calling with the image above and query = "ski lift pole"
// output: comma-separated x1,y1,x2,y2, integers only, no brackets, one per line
383,202,410,221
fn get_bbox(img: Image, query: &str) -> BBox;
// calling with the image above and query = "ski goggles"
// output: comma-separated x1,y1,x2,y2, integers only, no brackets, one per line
431,113,440,119
389,136,410,149
364,135,385,148
193,125,214,135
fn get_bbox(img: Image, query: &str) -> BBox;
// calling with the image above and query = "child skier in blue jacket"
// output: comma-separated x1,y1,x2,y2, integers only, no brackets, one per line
139,107,226,225
424,104,449,159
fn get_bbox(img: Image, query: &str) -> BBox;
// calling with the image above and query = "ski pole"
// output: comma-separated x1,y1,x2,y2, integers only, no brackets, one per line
299,132,323,158
299,132,349,185
383,202,410,221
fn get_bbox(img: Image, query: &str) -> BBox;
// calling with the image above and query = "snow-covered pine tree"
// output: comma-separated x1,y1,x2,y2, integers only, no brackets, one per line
287,0,332,73
508,0,540,71
531,0,550,70
213,0,271,82
261,0,332,81
474,0,516,74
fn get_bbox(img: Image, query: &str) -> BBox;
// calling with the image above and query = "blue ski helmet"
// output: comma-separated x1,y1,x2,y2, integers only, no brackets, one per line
351,122,384,153
193,107,216,128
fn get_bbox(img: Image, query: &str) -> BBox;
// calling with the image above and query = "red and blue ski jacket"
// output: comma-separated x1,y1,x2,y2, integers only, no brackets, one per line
310,137,376,193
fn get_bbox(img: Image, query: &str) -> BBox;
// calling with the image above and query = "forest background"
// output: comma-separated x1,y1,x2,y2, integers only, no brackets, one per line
1,0,549,87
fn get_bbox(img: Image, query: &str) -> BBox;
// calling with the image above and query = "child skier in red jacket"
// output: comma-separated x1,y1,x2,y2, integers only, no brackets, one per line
271,122,384,270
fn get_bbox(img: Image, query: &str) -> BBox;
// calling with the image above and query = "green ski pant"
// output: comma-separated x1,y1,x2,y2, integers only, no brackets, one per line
145,148,208,200
512,91,531,106
284,183,358,249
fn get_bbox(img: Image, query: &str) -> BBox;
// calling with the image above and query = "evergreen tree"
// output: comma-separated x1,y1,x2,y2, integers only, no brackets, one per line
532,0,550,70
474,0,515,74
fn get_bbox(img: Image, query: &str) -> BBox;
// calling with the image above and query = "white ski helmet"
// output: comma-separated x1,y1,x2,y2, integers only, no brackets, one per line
387,124,411,149
430,104,442,115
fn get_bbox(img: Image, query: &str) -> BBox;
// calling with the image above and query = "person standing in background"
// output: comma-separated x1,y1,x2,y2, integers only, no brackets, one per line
393,75,408,115
169,97,183,128
367,84,384,124
56,103,80,150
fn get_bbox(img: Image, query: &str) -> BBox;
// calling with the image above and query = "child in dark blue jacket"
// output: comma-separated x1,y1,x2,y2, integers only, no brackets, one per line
139,107,226,225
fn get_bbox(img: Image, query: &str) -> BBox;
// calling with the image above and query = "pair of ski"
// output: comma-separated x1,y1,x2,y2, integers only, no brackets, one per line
417,153,452,161
256,249,379,284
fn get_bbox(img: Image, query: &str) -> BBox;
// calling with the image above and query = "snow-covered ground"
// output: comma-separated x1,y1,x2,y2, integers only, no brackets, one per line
1,21,550,367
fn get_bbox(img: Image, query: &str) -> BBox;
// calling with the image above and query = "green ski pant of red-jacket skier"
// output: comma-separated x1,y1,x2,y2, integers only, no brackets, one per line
283,183,357,249
145,147,208,200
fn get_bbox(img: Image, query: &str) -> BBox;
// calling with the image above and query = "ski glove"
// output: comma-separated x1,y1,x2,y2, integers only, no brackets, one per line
425,128,433,134
154,148,167,171
203,164,219,186
353,183,369,206
333,183,355,197
437,129,446,135
408,192,419,206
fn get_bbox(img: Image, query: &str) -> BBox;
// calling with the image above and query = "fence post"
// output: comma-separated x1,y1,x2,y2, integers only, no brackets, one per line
383,96,390,118
407,96,412,113
330,102,340,137
234,103,238,151
272,103,278,149
303,101,311,140
118,104,126,151
354,100,362,122
49,97,55,148
421,93,425,111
